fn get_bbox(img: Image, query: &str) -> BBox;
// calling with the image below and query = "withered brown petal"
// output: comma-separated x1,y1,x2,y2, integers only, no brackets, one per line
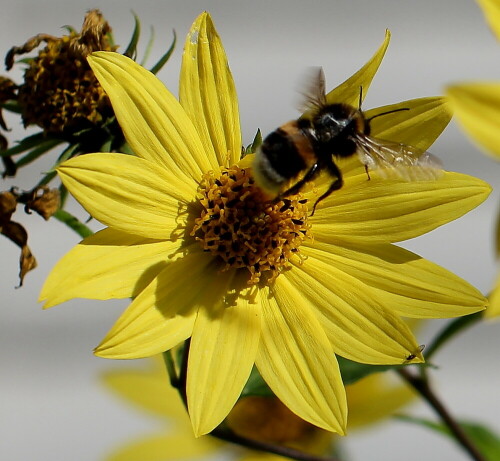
5,33,57,70
19,242,37,286
0,190,17,219
27,186,60,220
1,220,37,286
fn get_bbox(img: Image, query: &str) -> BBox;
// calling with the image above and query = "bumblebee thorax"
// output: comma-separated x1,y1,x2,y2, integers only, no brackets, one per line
312,103,366,142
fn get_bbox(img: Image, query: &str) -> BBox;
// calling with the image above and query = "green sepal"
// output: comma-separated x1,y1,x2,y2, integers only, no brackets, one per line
118,141,134,155
52,209,94,238
62,25,77,34
240,366,274,398
123,12,141,60
398,415,500,461
243,129,262,157
140,26,155,67
149,30,176,75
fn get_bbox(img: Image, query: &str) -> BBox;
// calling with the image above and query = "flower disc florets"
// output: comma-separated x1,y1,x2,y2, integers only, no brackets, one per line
191,164,311,284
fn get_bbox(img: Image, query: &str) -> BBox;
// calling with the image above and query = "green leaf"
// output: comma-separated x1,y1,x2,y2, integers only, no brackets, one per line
0,132,48,157
58,183,68,208
36,143,81,186
338,356,396,384
36,170,57,187
1,101,23,114
149,30,176,75
398,415,500,461
56,142,81,164
52,209,94,238
240,366,274,398
15,138,63,168
123,12,141,60
338,356,427,385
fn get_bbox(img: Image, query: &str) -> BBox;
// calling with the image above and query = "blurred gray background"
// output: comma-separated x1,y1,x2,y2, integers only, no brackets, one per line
1,1,499,460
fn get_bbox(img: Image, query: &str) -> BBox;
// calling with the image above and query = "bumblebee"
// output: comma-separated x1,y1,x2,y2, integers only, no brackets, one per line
253,67,441,215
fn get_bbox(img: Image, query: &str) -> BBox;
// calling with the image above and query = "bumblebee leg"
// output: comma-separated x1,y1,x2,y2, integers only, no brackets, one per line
272,163,320,203
311,161,343,216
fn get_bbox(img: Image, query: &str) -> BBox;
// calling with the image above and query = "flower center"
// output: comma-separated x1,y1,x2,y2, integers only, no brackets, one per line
191,164,311,284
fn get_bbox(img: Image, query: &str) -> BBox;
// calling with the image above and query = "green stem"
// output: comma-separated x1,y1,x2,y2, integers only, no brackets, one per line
211,425,341,461
398,368,486,461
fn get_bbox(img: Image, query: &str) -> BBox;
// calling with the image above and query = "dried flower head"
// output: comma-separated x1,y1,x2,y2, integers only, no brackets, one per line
6,9,115,135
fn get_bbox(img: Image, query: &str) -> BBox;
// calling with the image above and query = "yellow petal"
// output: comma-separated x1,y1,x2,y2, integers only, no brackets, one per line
304,241,486,318
57,154,196,239
325,30,390,107
365,96,452,151
180,12,242,167
311,171,491,243
88,52,215,178
105,432,219,461
187,275,261,436
346,374,415,429
486,274,500,318
255,282,347,434
95,249,216,359
477,0,500,41
288,253,423,365
40,228,181,308
102,365,187,420
447,82,500,159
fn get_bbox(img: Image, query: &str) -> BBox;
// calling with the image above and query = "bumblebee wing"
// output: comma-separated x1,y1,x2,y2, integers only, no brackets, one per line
355,134,443,181
297,66,327,115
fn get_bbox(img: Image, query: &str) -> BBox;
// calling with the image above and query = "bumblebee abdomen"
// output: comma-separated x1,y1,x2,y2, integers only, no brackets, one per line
253,121,316,194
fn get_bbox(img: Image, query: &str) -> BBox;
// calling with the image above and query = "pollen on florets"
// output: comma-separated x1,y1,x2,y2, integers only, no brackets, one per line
191,164,311,285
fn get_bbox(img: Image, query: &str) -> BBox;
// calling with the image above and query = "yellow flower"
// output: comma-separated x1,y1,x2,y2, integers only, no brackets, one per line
102,359,221,461
488,267,500,316
477,0,500,41
446,82,500,160
40,12,489,436
446,0,500,317
102,357,414,461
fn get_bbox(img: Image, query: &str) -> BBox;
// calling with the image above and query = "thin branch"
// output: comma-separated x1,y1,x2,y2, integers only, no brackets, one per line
212,426,341,461
398,368,486,461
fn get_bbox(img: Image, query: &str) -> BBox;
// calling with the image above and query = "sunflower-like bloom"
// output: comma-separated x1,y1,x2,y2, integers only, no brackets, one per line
446,0,500,317
102,358,414,461
40,12,489,436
